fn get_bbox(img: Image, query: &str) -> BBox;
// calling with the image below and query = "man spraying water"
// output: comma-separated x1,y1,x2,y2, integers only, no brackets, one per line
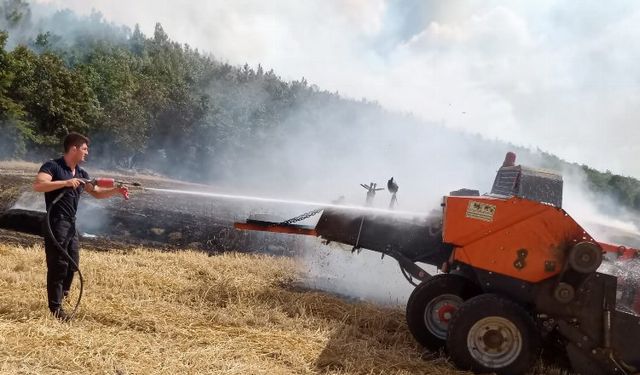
32,132,129,321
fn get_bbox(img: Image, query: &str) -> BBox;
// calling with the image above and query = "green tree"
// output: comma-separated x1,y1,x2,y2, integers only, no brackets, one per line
79,46,149,166
8,46,100,148
0,31,32,157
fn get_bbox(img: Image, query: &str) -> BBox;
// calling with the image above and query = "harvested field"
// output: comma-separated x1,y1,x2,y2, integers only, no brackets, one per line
0,242,457,375
0,242,570,375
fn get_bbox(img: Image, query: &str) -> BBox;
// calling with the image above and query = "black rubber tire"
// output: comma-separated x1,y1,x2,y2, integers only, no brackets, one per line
406,274,480,351
446,294,541,375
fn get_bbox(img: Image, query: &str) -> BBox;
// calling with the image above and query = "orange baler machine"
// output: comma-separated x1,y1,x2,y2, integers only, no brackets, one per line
441,195,591,283
233,152,640,375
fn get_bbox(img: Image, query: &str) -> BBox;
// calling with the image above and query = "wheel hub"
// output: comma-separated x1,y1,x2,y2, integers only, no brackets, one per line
424,294,463,339
437,304,457,322
467,316,523,368
482,329,506,350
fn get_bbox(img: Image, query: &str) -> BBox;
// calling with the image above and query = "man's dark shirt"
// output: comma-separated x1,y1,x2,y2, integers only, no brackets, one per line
38,157,90,219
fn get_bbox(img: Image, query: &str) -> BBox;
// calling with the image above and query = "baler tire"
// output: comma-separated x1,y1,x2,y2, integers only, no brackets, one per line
406,274,480,351
446,294,540,375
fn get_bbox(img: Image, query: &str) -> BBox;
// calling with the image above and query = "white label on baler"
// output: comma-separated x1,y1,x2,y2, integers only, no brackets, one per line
466,201,496,222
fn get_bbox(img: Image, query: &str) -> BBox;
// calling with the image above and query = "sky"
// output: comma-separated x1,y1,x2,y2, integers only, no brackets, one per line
33,0,640,178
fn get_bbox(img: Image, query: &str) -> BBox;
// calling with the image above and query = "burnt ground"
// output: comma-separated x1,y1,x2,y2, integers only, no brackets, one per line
0,161,307,255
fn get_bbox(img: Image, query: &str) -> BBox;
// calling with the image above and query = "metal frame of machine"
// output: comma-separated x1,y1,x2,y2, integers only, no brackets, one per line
234,152,640,375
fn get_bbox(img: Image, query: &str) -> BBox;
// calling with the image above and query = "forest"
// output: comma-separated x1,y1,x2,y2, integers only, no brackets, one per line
1,0,639,213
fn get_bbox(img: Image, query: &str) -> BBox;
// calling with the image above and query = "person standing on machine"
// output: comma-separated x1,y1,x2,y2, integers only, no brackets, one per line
33,132,128,321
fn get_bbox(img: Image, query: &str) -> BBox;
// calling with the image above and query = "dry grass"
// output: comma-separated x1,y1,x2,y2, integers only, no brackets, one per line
0,159,144,181
0,243,571,375
0,159,219,194
0,243,472,375
0,160,42,173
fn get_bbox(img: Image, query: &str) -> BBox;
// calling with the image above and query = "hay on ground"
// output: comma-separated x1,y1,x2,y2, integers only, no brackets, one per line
0,243,568,375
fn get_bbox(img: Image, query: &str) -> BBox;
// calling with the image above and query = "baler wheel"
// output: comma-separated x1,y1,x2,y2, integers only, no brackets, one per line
406,274,480,351
446,294,540,375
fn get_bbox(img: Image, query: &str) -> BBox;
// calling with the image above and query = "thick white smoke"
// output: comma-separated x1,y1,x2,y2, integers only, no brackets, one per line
32,0,640,178
11,191,44,212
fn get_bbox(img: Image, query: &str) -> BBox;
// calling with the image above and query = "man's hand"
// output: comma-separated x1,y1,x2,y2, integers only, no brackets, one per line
65,178,86,189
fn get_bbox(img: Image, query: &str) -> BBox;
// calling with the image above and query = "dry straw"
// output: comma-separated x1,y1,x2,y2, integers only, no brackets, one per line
0,243,567,375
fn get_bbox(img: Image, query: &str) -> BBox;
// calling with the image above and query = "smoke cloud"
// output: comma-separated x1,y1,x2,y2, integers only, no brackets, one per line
17,0,640,304
32,0,640,179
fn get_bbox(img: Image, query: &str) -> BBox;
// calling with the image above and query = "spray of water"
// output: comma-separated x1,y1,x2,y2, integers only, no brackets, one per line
297,236,417,306
146,187,430,217
147,186,437,306
599,258,640,316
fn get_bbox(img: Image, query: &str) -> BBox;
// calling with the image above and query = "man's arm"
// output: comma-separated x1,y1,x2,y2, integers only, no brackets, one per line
85,183,128,200
33,172,85,192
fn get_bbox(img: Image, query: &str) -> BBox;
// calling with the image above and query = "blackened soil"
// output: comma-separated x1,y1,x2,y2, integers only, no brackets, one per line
0,162,305,255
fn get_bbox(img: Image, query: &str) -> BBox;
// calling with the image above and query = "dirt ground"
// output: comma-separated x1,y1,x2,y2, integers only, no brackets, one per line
0,160,303,255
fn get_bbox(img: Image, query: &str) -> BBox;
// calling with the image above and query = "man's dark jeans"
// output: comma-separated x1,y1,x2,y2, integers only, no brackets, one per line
43,217,79,312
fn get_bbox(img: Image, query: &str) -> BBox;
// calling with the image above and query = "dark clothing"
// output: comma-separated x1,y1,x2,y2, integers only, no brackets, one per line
38,157,88,311
43,217,79,311
38,157,90,219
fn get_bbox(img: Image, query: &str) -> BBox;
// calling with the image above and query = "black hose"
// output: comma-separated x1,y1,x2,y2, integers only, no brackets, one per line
45,190,83,320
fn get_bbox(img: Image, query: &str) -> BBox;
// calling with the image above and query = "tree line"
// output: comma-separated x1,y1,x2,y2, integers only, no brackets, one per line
1,0,640,214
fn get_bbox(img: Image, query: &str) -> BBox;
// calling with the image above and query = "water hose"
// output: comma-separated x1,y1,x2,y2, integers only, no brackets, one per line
46,189,83,320
43,178,138,320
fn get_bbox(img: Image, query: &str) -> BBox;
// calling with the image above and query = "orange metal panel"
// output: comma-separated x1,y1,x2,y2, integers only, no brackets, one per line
444,196,595,283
